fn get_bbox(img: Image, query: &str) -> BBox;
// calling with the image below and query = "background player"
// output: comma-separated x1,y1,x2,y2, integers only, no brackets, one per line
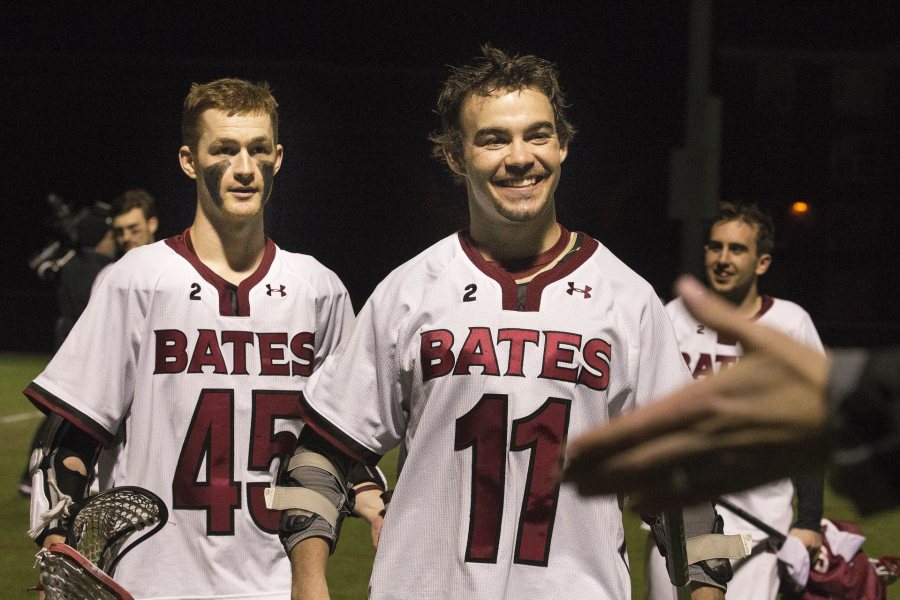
110,188,159,255
276,46,728,599
90,188,160,298
563,275,900,516
24,78,379,599
646,202,825,600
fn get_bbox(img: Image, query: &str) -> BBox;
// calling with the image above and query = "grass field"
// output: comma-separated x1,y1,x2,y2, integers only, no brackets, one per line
1,351,897,599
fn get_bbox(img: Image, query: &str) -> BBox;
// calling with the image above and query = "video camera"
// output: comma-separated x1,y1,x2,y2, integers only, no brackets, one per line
28,193,111,282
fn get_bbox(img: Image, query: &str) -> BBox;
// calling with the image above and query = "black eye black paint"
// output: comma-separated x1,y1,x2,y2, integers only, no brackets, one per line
202,156,276,208
258,160,275,204
204,160,230,208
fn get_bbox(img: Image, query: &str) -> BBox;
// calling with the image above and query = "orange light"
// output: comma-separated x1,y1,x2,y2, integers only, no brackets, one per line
791,201,809,215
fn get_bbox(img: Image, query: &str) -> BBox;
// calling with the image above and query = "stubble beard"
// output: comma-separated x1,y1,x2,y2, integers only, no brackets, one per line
712,277,754,306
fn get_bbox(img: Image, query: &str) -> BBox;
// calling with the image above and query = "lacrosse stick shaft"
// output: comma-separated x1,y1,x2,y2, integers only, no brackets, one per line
716,497,787,548
664,509,693,600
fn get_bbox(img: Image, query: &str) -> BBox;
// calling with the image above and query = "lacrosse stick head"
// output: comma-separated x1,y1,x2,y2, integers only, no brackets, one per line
35,543,134,600
34,486,167,599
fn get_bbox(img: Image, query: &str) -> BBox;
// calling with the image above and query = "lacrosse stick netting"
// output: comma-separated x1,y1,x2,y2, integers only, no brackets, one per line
35,486,168,599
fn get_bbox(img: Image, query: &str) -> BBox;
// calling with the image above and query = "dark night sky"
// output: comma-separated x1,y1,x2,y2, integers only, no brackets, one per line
3,3,899,351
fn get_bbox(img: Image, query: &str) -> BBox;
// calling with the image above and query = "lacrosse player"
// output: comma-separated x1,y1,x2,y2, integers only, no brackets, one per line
645,202,825,600
272,46,729,599
25,78,383,599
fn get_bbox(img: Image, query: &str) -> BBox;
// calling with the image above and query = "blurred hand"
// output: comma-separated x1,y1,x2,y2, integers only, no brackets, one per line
563,275,830,512
789,527,823,558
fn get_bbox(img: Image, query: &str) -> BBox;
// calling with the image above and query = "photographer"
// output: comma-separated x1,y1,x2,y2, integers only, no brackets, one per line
54,213,115,348
18,210,114,498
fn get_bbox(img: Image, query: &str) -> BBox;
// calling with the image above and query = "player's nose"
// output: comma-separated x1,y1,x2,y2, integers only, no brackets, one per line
504,138,535,170
233,149,254,176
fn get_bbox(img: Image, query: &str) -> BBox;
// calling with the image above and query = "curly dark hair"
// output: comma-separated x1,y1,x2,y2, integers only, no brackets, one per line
714,201,775,256
428,45,575,167
181,78,279,151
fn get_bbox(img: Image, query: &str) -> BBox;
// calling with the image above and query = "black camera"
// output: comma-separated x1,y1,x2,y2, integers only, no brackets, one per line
28,194,111,282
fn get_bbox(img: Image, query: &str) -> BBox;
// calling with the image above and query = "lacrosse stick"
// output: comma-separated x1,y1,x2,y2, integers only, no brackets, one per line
664,509,693,600
35,486,168,600
716,497,786,547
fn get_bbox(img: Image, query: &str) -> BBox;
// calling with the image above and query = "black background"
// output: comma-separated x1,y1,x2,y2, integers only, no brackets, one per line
3,3,899,351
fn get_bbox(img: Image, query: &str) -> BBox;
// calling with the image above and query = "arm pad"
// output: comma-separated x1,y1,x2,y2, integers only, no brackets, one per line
646,503,733,591
28,414,100,545
271,428,353,555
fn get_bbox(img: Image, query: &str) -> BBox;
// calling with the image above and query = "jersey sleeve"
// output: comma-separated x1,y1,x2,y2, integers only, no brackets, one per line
794,310,825,354
24,262,143,445
299,290,406,466
633,294,692,409
313,272,355,367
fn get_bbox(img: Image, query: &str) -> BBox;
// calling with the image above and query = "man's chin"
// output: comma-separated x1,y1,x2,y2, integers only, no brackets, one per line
492,197,549,223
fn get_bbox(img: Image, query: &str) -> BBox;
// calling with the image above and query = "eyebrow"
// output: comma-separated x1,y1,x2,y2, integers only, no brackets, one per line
210,136,273,146
474,121,556,138
706,241,749,250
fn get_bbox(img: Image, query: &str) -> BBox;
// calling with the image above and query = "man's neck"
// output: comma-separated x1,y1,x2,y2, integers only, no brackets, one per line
722,286,763,319
468,213,561,264
190,209,266,286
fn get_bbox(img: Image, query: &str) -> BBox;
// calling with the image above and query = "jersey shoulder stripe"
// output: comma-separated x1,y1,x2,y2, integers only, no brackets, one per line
24,382,113,445
298,392,381,466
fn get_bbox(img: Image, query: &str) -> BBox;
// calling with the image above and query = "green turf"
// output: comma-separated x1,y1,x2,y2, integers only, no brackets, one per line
1,352,897,598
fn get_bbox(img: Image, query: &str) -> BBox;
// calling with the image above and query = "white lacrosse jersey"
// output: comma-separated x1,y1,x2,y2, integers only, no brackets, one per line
26,229,354,600
664,296,824,541
301,229,691,599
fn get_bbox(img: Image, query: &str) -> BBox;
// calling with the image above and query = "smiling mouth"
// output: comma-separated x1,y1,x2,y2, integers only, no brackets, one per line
496,175,544,188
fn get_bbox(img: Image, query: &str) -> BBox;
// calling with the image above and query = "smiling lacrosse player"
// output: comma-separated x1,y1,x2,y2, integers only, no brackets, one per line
271,46,732,599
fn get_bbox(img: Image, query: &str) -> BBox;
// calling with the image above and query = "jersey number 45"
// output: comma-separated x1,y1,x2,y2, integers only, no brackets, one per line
172,389,300,535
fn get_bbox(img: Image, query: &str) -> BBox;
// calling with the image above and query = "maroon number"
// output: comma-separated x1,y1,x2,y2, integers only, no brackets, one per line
454,394,508,562
247,390,302,533
510,398,570,565
173,389,241,535
454,395,571,566
173,389,301,535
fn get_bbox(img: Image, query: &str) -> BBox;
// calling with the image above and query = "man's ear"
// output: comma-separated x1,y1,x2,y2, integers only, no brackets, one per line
274,144,284,175
179,146,197,180
756,253,772,276
443,147,466,177
147,216,159,237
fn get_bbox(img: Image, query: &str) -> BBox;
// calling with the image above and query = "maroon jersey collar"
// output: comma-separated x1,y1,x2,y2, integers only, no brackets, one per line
458,227,598,311
165,228,276,317
717,295,775,346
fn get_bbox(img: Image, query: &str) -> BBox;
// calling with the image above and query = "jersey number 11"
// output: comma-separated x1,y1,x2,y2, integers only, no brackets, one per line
455,394,571,567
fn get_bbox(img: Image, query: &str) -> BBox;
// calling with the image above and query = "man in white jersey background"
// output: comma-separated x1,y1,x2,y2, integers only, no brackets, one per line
646,202,825,600
272,46,729,599
24,78,383,599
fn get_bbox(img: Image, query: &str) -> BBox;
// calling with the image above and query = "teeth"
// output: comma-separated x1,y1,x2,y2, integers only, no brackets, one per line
502,177,538,188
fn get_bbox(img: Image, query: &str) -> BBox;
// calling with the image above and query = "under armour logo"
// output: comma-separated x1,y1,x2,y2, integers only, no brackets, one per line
266,284,287,297
566,282,592,298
